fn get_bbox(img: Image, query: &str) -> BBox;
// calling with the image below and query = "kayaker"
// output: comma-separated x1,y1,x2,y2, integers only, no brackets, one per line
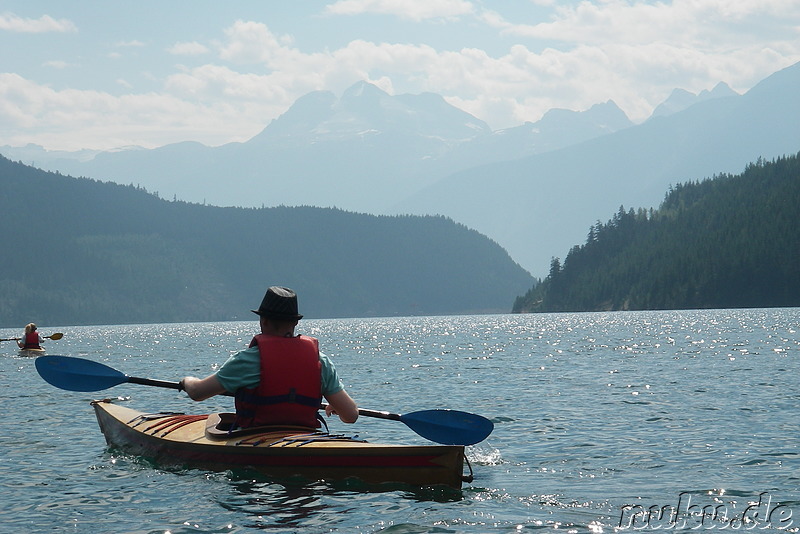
17,323,44,350
179,286,359,428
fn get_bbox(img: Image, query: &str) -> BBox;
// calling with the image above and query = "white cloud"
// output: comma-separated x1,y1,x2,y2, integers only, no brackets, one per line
203,4,799,127
218,20,295,64
499,0,800,47
168,41,210,56
3,1,800,151
0,12,77,33
466,0,800,123
166,64,291,102
324,0,475,21
42,60,71,69
116,40,146,47
0,72,260,151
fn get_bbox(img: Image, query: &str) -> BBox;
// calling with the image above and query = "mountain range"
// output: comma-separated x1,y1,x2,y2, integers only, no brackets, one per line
3,62,798,277
6,81,633,217
397,62,799,274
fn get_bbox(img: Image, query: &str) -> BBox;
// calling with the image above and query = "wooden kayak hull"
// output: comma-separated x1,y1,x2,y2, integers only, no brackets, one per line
91,400,467,488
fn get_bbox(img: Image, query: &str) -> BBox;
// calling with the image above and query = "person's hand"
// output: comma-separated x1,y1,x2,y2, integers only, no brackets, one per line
323,390,358,423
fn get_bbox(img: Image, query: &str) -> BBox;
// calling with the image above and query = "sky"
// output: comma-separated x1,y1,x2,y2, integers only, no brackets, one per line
2,0,799,152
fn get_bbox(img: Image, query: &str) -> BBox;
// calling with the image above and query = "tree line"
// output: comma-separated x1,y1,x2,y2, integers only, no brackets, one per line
513,152,800,313
0,155,533,327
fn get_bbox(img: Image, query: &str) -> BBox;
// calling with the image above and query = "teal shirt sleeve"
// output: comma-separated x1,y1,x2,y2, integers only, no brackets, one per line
319,351,344,395
215,346,344,396
214,346,261,393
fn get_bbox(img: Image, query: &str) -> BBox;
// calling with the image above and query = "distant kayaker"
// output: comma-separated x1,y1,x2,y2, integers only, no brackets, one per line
17,323,44,350
179,286,359,428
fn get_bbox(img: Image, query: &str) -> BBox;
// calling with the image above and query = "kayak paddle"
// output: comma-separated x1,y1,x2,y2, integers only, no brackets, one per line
35,355,494,446
344,405,494,446
1,332,63,342
36,355,181,392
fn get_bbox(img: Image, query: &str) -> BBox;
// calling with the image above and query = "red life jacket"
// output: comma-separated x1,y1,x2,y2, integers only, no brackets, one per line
234,334,322,428
24,332,41,349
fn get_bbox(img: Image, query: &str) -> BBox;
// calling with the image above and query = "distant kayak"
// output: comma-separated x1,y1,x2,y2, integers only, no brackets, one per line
2,332,62,356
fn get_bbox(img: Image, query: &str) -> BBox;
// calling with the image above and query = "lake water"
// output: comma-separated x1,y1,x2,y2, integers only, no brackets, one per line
1,308,799,533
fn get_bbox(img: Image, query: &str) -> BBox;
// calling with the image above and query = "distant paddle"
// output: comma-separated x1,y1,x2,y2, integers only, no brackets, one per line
35,355,494,446
1,332,63,342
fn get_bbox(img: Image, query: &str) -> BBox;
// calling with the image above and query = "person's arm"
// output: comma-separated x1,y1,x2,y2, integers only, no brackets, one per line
180,374,227,401
324,389,359,423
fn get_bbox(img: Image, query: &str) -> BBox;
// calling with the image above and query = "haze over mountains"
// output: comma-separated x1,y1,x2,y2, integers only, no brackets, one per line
4,62,798,276
398,62,799,275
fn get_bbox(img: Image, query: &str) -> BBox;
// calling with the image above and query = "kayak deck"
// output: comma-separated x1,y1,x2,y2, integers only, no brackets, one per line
91,400,468,488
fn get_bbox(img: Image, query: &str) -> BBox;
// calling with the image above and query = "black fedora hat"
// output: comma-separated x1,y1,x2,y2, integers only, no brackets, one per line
251,286,303,320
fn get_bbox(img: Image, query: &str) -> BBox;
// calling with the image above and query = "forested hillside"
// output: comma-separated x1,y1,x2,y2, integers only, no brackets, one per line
513,153,800,313
0,156,533,327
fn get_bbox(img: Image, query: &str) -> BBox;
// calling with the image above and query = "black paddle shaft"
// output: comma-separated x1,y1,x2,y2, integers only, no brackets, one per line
127,376,183,390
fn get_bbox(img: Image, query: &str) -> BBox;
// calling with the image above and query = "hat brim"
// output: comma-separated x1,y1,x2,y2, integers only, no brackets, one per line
251,309,303,320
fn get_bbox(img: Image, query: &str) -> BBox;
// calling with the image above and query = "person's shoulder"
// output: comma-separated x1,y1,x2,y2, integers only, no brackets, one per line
236,345,260,357
222,345,259,364
318,351,337,367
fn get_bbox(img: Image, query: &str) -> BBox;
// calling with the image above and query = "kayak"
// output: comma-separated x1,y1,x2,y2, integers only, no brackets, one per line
19,347,46,356
91,400,470,488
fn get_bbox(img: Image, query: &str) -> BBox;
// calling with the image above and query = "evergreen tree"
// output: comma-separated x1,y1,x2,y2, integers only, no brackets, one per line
513,152,800,313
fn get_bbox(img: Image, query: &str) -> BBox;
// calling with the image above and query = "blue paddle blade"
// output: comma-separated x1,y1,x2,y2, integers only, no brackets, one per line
35,355,128,392
400,409,494,446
